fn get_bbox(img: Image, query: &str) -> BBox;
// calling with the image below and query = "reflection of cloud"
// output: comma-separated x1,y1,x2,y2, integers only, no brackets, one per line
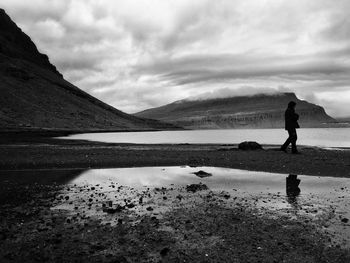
2,0,350,117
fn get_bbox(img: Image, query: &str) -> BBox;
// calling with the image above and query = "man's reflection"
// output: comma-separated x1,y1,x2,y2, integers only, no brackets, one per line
286,174,301,208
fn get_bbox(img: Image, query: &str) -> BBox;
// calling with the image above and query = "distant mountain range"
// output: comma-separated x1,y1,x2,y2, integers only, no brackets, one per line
0,8,177,134
336,117,350,124
135,93,338,129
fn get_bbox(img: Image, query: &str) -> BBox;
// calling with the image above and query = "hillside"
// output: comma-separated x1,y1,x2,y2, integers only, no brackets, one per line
135,93,337,129
0,8,176,134
336,117,350,123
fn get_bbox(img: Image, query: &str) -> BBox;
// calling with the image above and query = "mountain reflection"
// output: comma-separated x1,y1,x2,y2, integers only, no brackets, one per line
0,169,86,206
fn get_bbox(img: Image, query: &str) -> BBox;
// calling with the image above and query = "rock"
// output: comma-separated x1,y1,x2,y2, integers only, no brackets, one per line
160,247,170,257
238,141,263,150
5,65,33,80
112,255,128,262
103,204,124,214
155,187,167,192
126,203,136,209
193,170,212,178
341,218,349,223
0,231,7,241
90,243,105,251
223,194,230,199
186,183,209,193
50,237,62,245
219,191,231,199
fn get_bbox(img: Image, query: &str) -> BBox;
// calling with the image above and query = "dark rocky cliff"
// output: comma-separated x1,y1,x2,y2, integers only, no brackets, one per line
135,93,337,129
0,9,176,133
0,9,61,77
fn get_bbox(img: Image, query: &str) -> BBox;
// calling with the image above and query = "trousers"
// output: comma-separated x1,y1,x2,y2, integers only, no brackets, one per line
281,128,297,153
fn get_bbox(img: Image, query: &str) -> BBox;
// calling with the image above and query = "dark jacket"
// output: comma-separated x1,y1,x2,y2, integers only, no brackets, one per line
285,107,300,130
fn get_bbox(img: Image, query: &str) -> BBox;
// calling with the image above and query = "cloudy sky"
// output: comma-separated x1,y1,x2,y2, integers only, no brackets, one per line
2,0,350,117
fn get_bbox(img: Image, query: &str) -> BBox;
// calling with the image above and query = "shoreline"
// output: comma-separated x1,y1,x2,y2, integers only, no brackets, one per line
1,138,350,177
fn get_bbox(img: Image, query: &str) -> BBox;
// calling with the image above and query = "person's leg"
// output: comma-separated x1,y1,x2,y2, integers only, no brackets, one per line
281,130,292,151
291,129,298,153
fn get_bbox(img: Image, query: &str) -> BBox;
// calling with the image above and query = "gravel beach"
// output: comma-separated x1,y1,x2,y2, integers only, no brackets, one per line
1,138,350,262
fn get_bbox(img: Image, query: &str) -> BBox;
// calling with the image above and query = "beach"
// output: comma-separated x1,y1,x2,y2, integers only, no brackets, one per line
1,137,350,262
1,1,350,261
1,137,350,177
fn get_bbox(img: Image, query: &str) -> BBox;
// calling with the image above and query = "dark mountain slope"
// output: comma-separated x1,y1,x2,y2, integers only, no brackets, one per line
135,93,337,129
0,8,176,133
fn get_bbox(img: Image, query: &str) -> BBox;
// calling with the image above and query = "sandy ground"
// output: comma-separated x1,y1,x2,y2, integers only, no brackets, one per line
1,138,350,262
1,138,350,177
0,172,349,262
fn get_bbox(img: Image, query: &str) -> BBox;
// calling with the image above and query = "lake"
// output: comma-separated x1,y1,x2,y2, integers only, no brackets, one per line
64,128,350,148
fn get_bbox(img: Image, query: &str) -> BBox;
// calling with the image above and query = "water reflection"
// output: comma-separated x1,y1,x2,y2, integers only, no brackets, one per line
0,169,85,185
286,174,301,209
1,166,349,248
0,169,86,206
1,166,350,218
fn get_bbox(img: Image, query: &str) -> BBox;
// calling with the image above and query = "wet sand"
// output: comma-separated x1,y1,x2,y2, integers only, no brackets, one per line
0,169,349,262
1,138,350,177
1,138,350,262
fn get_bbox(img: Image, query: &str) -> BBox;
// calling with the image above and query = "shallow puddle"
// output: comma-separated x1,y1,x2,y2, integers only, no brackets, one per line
1,166,349,247
66,166,350,196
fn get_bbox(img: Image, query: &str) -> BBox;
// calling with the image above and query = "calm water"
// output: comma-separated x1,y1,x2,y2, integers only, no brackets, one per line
65,166,350,197
65,128,350,148
2,166,349,213
1,166,349,245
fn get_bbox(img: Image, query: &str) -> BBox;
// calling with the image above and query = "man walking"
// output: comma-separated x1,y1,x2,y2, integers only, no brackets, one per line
280,101,300,154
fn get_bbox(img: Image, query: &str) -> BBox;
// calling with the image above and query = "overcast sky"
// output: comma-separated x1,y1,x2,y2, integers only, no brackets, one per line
2,0,350,117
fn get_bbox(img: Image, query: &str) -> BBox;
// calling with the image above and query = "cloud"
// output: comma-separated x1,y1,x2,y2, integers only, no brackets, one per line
134,52,350,86
185,86,286,101
1,0,68,22
315,90,350,117
1,0,350,117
